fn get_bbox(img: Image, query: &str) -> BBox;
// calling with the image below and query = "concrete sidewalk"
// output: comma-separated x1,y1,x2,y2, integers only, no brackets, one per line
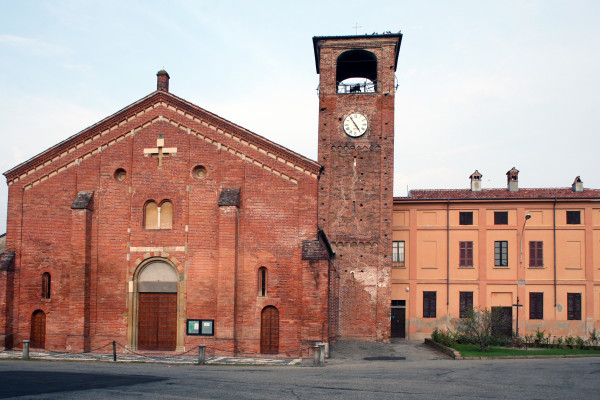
0,349,301,366
325,339,450,365
0,339,448,366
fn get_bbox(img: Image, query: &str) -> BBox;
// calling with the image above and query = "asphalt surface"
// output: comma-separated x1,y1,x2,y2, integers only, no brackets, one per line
1,340,599,399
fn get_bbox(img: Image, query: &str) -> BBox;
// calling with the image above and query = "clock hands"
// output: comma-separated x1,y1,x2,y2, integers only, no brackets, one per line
349,115,361,131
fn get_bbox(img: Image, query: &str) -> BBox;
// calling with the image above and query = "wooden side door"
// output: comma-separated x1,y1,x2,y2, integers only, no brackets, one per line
138,293,177,351
260,306,279,354
391,307,405,338
30,310,46,349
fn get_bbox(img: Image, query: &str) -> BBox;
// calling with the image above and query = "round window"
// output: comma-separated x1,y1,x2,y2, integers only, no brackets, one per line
114,168,127,182
192,165,207,180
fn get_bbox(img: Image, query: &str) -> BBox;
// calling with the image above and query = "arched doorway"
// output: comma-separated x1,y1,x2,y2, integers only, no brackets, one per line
260,306,279,354
30,310,46,349
137,261,178,351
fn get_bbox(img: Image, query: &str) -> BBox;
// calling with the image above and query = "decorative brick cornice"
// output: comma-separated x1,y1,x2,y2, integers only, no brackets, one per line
4,91,321,185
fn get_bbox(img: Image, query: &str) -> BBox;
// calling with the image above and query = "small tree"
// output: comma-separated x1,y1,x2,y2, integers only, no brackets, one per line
455,307,495,352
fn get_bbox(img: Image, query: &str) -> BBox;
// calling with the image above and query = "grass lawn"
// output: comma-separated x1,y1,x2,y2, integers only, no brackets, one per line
454,343,600,357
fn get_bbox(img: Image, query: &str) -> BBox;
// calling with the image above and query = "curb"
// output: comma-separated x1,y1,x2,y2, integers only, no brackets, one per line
460,354,600,360
423,340,600,360
423,339,462,359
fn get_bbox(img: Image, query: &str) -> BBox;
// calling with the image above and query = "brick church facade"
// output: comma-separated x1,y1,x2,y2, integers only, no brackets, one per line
0,34,403,356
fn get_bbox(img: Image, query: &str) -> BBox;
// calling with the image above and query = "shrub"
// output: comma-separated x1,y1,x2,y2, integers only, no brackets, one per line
535,328,545,346
523,334,535,349
510,335,523,348
589,329,599,347
431,328,457,348
576,336,585,349
565,336,575,348
490,334,511,347
455,308,497,352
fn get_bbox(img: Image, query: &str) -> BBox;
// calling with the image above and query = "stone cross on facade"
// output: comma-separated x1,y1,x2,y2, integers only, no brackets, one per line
143,135,177,168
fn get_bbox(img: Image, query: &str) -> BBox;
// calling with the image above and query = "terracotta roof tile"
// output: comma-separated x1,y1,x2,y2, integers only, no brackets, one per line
395,187,600,201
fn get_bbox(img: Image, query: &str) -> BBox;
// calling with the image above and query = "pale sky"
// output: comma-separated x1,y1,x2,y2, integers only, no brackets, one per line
1,0,599,233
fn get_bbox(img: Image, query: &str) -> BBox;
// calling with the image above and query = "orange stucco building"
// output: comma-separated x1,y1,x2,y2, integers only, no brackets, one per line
391,170,600,340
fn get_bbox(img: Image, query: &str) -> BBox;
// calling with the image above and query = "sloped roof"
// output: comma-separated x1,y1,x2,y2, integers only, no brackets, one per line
4,90,321,184
395,187,600,202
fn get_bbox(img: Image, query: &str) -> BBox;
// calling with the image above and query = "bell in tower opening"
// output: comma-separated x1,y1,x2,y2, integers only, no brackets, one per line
336,49,378,93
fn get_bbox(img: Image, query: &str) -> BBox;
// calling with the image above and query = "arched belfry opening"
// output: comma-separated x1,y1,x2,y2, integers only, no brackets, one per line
129,259,181,351
336,49,377,93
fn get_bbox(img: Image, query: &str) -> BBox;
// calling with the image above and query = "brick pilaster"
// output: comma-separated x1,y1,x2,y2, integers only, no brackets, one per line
67,192,93,352
215,204,238,354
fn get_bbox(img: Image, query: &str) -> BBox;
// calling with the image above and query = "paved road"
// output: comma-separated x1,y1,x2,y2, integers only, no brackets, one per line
1,342,599,399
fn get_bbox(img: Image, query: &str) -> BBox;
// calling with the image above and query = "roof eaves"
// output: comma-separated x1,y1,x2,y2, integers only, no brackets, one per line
312,33,403,74
4,90,322,181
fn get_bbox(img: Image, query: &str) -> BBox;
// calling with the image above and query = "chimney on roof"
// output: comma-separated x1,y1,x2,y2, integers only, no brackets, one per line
157,69,170,92
507,167,519,192
469,170,482,192
572,176,583,192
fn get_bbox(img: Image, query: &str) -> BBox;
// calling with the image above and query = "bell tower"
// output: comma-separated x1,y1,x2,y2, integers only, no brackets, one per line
313,33,402,341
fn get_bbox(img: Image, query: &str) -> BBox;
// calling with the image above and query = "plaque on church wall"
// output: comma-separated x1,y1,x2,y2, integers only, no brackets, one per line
186,319,214,336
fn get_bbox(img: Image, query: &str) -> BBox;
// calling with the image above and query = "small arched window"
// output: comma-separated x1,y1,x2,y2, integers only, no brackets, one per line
160,200,173,229
145,201,158,229
144,200,173,229
258,267,267,297
41,272,51,299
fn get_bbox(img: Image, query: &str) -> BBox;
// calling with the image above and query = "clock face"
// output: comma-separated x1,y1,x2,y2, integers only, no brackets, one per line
343,113,368,137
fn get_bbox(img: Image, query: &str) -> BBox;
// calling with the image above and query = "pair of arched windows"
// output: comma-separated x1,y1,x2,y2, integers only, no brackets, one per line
144,200,173,229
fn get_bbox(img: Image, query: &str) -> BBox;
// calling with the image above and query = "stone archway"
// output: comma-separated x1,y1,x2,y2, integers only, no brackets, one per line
130,260,179,351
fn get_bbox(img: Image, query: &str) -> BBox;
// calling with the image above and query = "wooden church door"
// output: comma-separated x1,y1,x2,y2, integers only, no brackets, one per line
138,293,177,351
136,261,178,351
30,310,46,349
260,306,279,354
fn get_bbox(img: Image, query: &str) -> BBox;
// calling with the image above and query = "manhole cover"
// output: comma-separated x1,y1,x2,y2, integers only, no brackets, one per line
363,356,406,361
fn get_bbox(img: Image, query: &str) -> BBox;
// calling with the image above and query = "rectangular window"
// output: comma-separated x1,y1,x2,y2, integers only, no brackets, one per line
459,291,473,318
494,211,508,225
529,292,543,319
494,241,508,267
459,241,474,267
529,241,543,268
566,211,581,224
392,241,405,263
567,293,581,320
423,291,436,318
459,211,473,225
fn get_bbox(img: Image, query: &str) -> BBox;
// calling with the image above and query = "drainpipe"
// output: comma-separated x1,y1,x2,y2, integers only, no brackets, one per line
520,214,531,266
447,200,450,306
553,199,557,307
